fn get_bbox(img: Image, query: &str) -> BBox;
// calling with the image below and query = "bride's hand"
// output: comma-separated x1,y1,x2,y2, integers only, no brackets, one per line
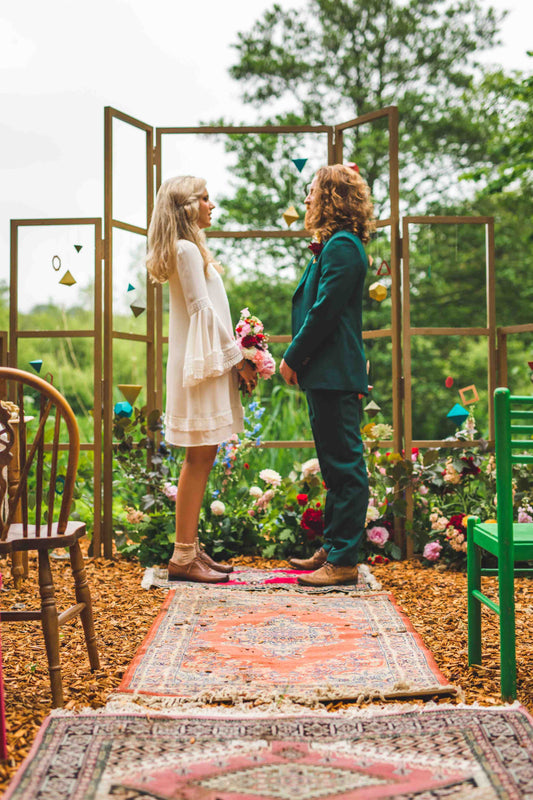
237,360,257,395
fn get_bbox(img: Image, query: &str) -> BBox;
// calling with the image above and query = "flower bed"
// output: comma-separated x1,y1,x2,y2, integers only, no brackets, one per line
111,404,533,570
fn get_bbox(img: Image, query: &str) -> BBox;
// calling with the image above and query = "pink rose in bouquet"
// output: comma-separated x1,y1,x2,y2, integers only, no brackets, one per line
235,308,275,380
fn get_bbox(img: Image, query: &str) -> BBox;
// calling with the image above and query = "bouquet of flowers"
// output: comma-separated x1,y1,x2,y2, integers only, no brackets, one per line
235,308,276,379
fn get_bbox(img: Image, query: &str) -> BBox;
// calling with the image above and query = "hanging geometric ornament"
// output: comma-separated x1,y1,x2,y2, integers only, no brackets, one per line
459,384,479,406
346,163,359,172
292,158,307,173
282,205,299,227
445,376,454,388
114,401,133,418
369,281,387,302
130,304,145,318
52,255,61,271
29,359,43,373
376,259,391,276
364,400,381,418
59,270,76,286
447,403,469,427
118,384,142,406
74,245,82,253
528,361,533,370
127,283,135,292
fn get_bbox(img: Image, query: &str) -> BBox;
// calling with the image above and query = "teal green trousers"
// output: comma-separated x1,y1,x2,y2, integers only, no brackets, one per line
305,389,369,566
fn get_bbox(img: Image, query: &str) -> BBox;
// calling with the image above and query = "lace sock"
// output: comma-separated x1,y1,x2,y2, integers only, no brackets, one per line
171,542,196,565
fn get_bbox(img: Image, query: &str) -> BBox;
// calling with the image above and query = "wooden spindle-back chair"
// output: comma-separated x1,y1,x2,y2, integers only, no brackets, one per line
0,368,99,707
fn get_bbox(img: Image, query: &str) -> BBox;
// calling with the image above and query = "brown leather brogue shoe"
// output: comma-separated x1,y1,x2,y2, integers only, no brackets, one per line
297,562,359,587
198,549,234,574
289,547,327,570
168,556,229,584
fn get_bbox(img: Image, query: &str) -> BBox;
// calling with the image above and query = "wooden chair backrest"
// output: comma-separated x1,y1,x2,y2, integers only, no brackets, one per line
0,368,80,540
494,388,533,543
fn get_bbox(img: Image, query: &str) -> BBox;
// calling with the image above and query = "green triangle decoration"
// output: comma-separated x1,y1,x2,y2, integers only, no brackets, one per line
292,158,307,173
74,245,82,253
127,283,135,292
29,359,43,373
130,304,145,318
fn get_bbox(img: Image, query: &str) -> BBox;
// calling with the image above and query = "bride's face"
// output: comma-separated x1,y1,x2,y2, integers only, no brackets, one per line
198,189,215,229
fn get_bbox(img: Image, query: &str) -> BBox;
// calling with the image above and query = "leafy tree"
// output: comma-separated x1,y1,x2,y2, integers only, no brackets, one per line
227,0,504,211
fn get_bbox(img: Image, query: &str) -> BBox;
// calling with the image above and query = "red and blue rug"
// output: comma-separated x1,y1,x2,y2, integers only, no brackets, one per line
118,586,455,703
5,705,533,799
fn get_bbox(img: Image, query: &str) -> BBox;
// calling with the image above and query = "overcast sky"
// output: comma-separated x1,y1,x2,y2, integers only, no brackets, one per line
1,0,532,308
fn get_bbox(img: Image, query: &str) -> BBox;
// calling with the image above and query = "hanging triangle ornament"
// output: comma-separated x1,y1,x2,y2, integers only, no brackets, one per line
364,400,381,418
127,283,135,292
74,245,82,253
377,259,391,276
292,158,307,173
282,205,299,227
446,403,469,427
118,384,143,405
130,303,145,318
59,270,76,286
29,359,43,373
528,361,533,370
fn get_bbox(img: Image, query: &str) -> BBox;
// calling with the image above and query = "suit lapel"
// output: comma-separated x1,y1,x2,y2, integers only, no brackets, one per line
293,254,317,299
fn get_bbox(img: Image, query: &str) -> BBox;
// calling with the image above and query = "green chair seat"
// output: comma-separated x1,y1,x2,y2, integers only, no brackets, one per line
472,522,533,560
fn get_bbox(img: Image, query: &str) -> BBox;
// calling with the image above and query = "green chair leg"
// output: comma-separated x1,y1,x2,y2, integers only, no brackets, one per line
499,546,517,701
467,518,482,665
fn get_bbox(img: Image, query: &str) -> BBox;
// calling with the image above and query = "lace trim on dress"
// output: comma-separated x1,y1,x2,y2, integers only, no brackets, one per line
164,402,243,433
187,296,211,316
183,346,242,388
182,304,242,388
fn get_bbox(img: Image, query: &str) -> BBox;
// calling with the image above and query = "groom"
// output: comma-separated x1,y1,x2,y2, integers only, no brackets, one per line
280,164,375,586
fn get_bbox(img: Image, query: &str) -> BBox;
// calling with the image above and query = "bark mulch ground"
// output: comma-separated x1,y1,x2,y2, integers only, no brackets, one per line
0,548,531,794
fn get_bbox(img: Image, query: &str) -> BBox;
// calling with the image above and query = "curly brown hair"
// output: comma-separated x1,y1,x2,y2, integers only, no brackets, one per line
305,164,376,244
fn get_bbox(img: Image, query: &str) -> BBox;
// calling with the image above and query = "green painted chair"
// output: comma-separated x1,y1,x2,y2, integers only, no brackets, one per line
467,387,533,700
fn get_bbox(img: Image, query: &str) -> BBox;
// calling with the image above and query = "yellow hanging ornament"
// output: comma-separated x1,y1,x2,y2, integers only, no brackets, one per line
282,205,299,227
369,281,387,302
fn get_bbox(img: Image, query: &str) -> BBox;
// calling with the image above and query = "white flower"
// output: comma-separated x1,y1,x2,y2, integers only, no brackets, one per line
259,468,282,487
249,486,263,498
365,506,380,524
210,500,226,516
301,458,320,478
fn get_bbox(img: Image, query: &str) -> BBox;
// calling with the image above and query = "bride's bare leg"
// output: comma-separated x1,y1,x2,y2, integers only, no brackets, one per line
174,444,218,546
168,444,228,583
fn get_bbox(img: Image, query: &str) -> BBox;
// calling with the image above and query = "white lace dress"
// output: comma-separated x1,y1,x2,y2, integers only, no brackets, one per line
164,239,244,447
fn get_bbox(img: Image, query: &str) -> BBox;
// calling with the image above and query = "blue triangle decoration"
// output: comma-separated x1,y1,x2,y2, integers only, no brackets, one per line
446,403,469,427
127,283,135,292
292,158,307,173
29,359,43,373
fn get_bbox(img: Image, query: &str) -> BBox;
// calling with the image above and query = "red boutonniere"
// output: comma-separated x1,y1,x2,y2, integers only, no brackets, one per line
308,238,323,258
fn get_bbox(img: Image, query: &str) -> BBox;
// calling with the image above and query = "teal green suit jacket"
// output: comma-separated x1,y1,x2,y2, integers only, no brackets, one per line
284,230,368,392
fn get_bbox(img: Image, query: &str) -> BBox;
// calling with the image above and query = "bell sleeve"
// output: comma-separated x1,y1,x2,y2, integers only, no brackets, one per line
177,240,242,387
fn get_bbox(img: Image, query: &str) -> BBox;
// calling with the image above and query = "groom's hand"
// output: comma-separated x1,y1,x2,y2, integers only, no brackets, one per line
280,358,298,386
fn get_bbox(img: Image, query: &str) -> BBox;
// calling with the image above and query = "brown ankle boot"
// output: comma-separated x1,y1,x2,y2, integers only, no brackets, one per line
297,562,359,587
289,547,327,570
198,549,234,574
168,556,229,584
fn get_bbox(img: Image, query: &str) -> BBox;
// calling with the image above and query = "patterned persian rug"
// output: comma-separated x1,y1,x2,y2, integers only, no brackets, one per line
5,706,533,799
141,563,382,592
117,586,455,703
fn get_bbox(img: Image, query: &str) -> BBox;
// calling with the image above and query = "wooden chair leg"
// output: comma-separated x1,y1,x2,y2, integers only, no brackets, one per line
37,550,63,708
69,542,100,671
467,519,482,665
499,550,517,701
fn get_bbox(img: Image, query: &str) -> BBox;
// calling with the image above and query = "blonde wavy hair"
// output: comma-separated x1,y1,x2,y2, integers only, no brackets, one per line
305,164,376,244
146,175,218,283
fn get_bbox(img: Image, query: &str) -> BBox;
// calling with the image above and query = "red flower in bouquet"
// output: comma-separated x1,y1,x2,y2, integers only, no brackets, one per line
296,493,308,506
301,507,324,539
235,308,275,380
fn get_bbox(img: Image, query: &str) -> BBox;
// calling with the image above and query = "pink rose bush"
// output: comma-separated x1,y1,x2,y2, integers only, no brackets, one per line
366,526,389,548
